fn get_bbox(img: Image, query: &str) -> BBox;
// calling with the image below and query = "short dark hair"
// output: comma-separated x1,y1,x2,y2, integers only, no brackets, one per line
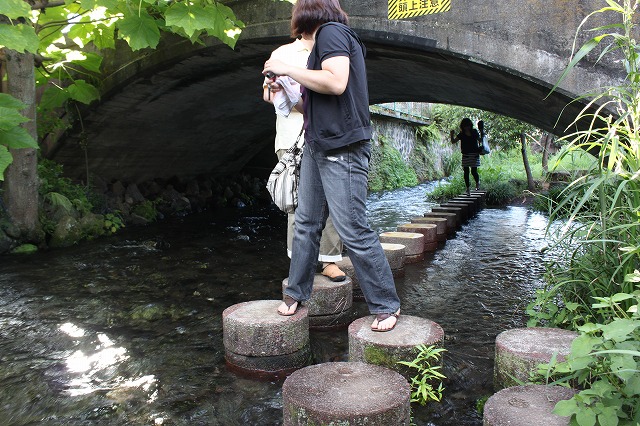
291,0,349,37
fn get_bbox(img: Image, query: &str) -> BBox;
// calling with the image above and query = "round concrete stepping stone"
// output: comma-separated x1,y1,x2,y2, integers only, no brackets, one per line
431,206,465,223
494,327,578,390
397,223,438,252
348,315,445,378
484,385,576,426
225,343,313,379
448,199,477,215
223,300,311,377
424,211,458,232
452,197,479,211
283,275,354,329
282,362,411,425
223,300,309,356
379,231,425,263
381,242,406,271
410,216,447,241
440,202,470,220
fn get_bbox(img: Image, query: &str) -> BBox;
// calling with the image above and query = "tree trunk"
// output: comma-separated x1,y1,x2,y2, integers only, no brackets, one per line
541,133,552,174
521,132,535,191
4,49,42,242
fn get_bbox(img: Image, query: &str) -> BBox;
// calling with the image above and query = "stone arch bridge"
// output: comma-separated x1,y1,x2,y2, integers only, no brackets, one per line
46,0,624,183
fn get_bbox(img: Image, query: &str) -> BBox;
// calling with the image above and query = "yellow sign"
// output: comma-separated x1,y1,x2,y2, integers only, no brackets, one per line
388,0,451,20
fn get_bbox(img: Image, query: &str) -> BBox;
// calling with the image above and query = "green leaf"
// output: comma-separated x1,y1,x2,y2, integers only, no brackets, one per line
38,86,71,112
0,93,27,111
91,24,116,50
554,398,579,416
0,24,40,53
165,2,215,38
571,334,600,357
68,52,103,73
600,319,637,341
0,0,32,19
0,145,13,181
576,407,597,426
67,80,100,104
0,107,29,131
596,407,619,426
117,12,161,51
0,126,38,149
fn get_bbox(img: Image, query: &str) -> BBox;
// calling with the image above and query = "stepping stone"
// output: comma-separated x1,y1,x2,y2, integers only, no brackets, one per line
470,190,487,203
452,196,480,211
448,199,478,215
431,206,465,224
283,274,353,330
397,223,438,252
348,315,445,379
484,385,576,426
379,231,425,263
283,362,411,425
424,211,458,233
445,202,472,219
381,242,406,271
410,216,447,241
223,300,311,378
494,327,578,390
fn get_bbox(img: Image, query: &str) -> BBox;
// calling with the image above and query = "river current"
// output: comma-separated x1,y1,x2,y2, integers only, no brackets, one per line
0,182,551,425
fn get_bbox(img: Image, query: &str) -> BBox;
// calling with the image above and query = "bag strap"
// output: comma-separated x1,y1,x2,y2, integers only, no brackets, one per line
294,127,304,149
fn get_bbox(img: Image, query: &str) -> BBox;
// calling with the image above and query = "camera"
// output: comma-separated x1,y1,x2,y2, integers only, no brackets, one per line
264,71,276,79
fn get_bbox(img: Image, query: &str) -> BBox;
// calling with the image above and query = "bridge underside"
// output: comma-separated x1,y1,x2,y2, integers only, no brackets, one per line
48,36,581,184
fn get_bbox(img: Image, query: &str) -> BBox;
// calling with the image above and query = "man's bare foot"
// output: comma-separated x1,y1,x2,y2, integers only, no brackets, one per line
371,309,400,332
277,295,299,316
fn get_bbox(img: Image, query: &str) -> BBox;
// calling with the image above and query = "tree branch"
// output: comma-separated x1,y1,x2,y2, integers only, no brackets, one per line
29,0,67,10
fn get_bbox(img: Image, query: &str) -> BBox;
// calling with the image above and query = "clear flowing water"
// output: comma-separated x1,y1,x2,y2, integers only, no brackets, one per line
0,182,551,425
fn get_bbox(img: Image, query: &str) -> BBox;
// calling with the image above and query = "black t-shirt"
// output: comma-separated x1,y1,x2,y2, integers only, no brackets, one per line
304,23,372,151
457,130,481,155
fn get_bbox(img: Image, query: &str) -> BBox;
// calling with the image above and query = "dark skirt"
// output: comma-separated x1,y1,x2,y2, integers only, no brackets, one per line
462,153,480,167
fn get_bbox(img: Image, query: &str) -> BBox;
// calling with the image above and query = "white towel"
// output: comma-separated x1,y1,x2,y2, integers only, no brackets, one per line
272,76,301,117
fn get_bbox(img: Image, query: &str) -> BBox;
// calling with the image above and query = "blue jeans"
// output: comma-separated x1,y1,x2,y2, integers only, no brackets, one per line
285,141,401,315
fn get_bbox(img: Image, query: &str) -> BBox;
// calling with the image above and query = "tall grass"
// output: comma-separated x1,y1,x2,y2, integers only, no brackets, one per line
526,1,640,423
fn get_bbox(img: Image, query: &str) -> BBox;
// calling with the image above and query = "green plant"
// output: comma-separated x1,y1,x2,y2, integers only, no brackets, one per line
368,137,419,191
397,344,447,405
528,1,640,424
104,212,125,235
536,284,640,425
132,200,159,223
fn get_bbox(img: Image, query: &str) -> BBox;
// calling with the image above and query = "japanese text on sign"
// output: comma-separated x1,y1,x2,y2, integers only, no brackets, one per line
388,0,451,20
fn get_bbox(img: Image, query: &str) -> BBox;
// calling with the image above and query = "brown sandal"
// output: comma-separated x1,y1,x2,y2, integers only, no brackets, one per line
277,295,299,316
371,309,400,332
321,263,346,282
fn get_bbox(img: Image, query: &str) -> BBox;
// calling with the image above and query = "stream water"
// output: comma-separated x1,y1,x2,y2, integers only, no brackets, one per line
0,182,551,425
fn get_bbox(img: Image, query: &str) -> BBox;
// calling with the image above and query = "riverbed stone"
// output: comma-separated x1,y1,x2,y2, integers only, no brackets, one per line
222,300,309,357
410,216,447,241
348,315,445,378
494,327,578,390
381,242,406,271
397,223,438,252
379,231,424,263
483,385,576,426
282,362,411,425
49,215,83,248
